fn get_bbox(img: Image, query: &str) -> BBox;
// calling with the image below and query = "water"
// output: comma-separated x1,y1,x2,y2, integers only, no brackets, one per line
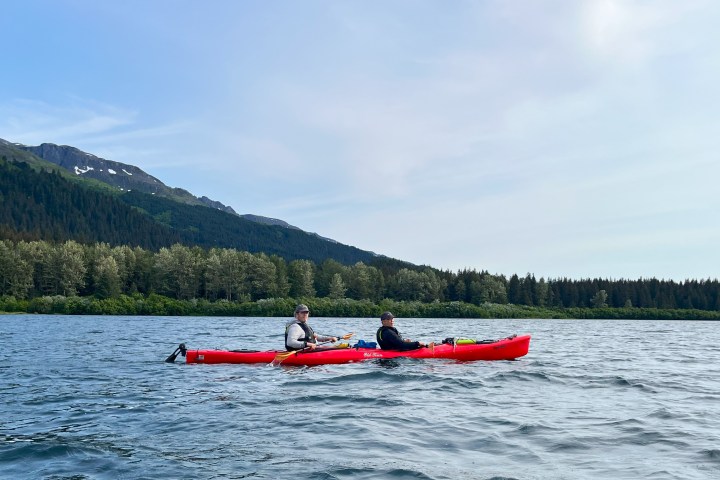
1,315,719,479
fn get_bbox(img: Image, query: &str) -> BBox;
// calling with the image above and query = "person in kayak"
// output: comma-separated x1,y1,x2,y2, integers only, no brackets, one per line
285,304,337,351
376,311,426,350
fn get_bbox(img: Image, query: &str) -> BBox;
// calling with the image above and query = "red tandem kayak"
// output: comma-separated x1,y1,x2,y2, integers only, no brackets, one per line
177,334,530,366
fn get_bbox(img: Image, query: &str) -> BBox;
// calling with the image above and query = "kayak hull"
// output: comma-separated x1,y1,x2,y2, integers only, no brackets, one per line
184,334,530,366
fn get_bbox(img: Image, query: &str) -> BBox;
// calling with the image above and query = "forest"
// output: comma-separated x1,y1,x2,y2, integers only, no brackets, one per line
0,156,377,264
2,151,719,318
1,239,719,319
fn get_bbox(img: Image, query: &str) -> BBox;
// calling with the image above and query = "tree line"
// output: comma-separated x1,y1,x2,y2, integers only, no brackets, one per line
1,239,718,312
0,157,376,264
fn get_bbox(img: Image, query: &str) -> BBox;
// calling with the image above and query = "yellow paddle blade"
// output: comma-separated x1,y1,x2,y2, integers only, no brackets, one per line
341,332,355,340
270,350,296,366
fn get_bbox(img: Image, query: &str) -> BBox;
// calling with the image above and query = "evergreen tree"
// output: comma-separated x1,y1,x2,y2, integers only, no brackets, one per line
507,274,521,304
453,277,467,302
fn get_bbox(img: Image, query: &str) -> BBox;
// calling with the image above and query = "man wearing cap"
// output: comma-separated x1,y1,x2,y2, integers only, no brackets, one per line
285,304,337,351
376,312,426,350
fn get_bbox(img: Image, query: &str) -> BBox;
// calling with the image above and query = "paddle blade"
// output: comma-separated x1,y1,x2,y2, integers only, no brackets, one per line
165,349,179,363
270,351,295,366
165,343,187,363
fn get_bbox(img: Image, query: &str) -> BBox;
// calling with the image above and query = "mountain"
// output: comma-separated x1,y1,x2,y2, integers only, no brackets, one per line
12,139,310,231
17,141,239,214
0,139,379,265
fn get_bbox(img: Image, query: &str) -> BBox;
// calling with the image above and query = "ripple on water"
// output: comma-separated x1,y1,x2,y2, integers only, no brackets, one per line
700,449,720,462
486,370,559,384
3,316,720,480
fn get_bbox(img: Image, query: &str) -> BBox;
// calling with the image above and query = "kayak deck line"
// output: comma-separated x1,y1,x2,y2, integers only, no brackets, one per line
170,334,531,366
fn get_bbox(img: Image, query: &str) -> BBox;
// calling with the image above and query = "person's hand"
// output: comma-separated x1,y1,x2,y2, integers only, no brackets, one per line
330,337,338,343
418,342,426,347
307,343,317,350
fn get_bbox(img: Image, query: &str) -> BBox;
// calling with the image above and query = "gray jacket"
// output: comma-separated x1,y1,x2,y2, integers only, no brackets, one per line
285,321,333,350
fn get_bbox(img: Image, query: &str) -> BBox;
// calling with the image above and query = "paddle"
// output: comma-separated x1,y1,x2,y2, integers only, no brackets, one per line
165,343,187,363
270,332,354,366
321,332,355,341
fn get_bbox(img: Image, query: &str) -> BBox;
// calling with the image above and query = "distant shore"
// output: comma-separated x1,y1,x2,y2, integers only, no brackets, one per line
2,295,719,320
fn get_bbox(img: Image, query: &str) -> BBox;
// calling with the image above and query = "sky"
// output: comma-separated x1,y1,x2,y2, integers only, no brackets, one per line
2,0,719,281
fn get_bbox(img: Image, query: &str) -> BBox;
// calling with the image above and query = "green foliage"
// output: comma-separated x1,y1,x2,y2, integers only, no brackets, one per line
0,295,29,313
328,273,347,299
0,238,719,317
0,154,378,265
119,190,376,265
2,152,720,315
288,260,316,297
590,289,609,308
0,157,180,249
4,291,720,319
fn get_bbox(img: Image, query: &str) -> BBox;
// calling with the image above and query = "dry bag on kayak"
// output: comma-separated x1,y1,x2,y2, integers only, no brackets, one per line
353,340,378,349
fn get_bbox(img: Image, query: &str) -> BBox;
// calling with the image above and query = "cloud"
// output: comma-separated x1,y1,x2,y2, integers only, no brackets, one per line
579,0,714,66
4,1,719,280
0,98,135,145
0,97,201,170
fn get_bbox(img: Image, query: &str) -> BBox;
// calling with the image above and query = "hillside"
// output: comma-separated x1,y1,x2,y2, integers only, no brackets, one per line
0,150,378,264
0,157,181,249
17,140,238,213
10,138,309,231
119,190,374,263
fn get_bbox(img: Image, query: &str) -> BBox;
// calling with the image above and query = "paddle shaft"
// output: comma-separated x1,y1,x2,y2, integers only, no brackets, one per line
271,338,342,365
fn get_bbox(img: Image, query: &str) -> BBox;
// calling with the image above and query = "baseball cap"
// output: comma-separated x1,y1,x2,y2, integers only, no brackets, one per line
380,311,394,321
295,304,310,313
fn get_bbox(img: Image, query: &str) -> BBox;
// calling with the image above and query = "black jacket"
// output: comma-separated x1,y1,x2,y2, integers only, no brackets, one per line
376,326,422,351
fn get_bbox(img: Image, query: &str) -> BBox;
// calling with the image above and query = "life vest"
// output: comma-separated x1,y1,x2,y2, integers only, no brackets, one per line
285,320,316,351
376,325,399,347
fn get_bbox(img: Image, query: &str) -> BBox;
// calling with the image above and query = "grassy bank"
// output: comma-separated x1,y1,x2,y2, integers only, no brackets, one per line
2,294,719,320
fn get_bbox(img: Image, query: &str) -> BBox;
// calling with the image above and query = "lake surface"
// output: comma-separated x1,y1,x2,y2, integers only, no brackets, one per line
1,315,719,479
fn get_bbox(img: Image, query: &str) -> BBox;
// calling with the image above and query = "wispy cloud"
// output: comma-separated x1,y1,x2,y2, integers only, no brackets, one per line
0,98,135,145
3,0,719,279
0,97,199,170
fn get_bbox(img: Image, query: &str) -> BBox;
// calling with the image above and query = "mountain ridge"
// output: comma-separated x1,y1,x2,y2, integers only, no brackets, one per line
0,138,381,265
7,138,310,232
